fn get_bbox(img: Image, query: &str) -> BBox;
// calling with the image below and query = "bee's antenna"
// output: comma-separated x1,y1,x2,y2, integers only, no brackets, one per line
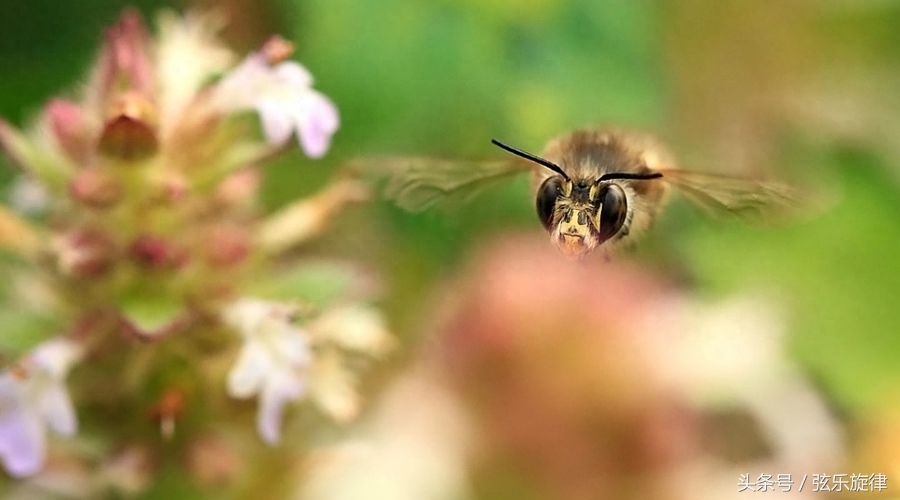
491,139,571,181
597,172,663,182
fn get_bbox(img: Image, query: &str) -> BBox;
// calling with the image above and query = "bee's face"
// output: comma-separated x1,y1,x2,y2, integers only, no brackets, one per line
536,176,629,259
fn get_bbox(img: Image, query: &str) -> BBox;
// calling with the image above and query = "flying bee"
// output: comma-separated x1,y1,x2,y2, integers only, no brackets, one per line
365,128,797,259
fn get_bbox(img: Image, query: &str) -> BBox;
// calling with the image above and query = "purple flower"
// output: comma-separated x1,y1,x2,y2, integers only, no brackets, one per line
0,338,81,477
212,42,339,158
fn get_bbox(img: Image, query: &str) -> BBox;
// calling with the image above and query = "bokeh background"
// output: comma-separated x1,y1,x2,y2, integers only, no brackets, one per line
2,0,900,498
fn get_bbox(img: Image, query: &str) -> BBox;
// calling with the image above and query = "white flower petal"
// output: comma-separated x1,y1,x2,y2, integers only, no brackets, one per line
0,341,80,478
39,382,77,436
223,298,272,337
274,61,313,87
30,338,82,379
256,99,294,146
311,352,359,423
211,45,339,158
273,327,313,367
258,371,306,444
156,11,234,132
227,341,269,398
296,93,339,159
9,176,50,215
309,305,393,356
0,407,46,477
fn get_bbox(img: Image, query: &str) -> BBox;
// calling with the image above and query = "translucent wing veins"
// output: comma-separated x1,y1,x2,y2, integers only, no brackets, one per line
351,158,528,212
659,169,800,219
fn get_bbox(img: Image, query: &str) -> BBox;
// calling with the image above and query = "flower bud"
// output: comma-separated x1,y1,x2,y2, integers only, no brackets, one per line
44,99,92,164
128,234,189,269
149,388,186,440
100,446,153,496
214,168,261,209
187,434,242,486
435,236,699,498
94,9,154,101
158,174,189,204
54,228,117,278
204,225,251,267
68,167,123,208
98,92,158,160
261,35,294,64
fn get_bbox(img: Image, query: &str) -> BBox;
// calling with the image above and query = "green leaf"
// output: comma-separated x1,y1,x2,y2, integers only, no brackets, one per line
0,308,58,359
254,260,369,309
115,291,186,336
0,119,71,192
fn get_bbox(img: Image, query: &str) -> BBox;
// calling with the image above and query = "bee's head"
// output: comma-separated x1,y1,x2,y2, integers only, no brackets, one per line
491,138,662,260
536,176,628,259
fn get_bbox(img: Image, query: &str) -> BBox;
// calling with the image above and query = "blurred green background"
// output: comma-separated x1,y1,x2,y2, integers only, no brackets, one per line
2,0,900,481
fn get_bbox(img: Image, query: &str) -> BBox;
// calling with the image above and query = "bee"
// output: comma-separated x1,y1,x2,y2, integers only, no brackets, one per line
368,128,796,259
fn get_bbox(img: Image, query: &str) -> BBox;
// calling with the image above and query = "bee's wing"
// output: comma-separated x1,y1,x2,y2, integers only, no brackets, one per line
658,168,800,219
350,157,529,212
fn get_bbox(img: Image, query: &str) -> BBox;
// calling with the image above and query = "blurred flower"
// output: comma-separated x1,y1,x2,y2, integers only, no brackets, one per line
434,236,697,500
0,8,381,484
303,235,841,500
213,36,339,157
645,296,846,468
224,298,313,444
43,99,92,165
258,178,370,253
9,177,50,215
306,304,393,358
302,367,472,500
154,10,233,135
97,446,154,496
0,338,81,477
224,298,393,442
186,434,241,487
640,296,847,500
304,304,394,422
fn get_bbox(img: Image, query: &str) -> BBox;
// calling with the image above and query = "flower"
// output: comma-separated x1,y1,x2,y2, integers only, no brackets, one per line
0,338,82,477
154,10,234,135
0,8,376,485
224,298,393,442
223,299,312,444
306,303,393,358
426,235,846,500
302,369,473,500
305,303,393,422
212,37,339,158
8,176,49,215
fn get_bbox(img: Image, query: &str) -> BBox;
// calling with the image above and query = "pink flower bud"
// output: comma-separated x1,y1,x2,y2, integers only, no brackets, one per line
54,228,117,278
214,168,261,208
434,236,699,498
128,234,189,270
100,446,153,495
68,167,123,208
261,35,295,64
94,9,154,101
44,99,92,164
204,226,251,267
187,434,242,486
159,175,189,204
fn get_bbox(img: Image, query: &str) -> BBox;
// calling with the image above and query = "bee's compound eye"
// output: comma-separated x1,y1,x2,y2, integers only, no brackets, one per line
535,177,563,230
598,183,627,244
